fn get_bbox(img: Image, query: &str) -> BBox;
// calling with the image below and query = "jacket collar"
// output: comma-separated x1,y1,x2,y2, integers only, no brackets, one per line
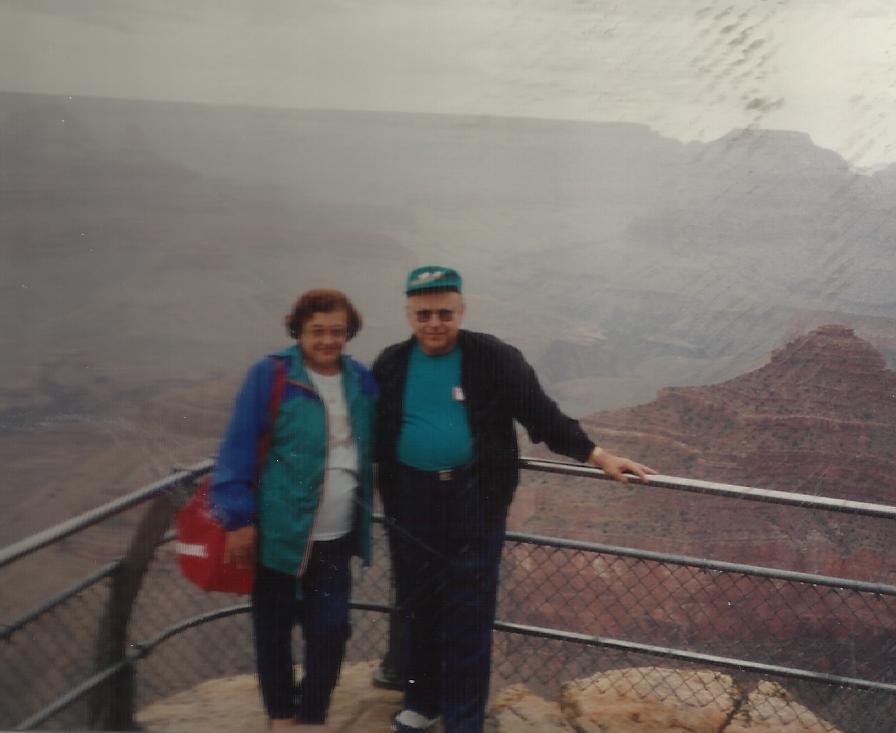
272,344,357,394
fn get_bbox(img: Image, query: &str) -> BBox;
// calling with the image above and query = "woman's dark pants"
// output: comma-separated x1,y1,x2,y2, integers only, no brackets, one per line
251,535,352,724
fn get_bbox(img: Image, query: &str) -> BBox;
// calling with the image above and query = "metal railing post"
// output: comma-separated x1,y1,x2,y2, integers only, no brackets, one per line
88,487,185,730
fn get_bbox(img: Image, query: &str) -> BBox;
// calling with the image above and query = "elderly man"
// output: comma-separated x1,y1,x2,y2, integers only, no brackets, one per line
374,266,655,733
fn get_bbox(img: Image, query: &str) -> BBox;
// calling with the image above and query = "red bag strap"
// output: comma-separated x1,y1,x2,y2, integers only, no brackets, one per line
255,356,287,473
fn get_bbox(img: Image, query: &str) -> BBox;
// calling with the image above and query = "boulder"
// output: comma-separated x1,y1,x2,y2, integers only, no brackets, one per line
558,667,739,732
137,661,400,733
491,684,575,731
726,680,841,733
136,663,842,733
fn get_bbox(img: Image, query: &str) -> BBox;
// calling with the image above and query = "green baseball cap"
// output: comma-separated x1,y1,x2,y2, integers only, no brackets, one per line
405,265,463,295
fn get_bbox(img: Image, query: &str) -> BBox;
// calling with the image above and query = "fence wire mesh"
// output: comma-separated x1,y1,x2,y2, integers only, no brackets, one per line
489,636,896,733
129,525,394,714
0,561,114,730
491,535,896,733
1,469,893,733
496,539,896,683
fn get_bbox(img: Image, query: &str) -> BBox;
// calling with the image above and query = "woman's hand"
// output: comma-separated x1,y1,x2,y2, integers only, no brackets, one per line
224,525,257,568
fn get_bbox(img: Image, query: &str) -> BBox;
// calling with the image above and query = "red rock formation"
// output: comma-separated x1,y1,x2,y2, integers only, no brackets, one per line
508,326,895,692
518,325,895,554
575,325,896,504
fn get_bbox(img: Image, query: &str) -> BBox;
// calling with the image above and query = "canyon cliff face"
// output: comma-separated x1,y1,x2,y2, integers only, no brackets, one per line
517,325,895,571
507,326,895,699
583,324,894,502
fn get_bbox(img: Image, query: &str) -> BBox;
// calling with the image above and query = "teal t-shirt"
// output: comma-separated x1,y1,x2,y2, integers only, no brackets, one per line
396,343,474,470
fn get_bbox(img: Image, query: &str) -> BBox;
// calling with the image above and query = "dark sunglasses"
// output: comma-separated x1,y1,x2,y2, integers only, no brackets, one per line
413,308,456,323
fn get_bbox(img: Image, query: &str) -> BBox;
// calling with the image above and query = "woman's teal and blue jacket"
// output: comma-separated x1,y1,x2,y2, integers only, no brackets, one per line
211,345,377,577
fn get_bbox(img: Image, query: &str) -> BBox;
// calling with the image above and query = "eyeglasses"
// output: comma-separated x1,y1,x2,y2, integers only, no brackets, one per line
413,308,456,323
306,326,348,339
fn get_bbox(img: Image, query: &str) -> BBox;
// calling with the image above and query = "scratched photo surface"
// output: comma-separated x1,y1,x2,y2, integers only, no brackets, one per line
1,3,894,731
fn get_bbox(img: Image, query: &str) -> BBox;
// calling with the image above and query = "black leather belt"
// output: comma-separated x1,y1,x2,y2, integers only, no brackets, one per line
399,463,472,482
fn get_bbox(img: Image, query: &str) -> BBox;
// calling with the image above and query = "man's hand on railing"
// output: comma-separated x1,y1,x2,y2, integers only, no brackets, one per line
224,525,257,569
587,447,657,484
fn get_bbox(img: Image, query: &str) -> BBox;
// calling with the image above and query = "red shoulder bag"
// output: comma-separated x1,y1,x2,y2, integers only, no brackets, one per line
175,357,286,594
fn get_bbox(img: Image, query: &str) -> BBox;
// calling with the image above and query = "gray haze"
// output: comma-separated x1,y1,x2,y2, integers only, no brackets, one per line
3,93,895,423
2,0,896,169
2,2,896,541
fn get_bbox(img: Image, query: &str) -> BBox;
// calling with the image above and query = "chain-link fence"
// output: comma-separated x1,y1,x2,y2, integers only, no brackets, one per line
491,534,896,732
2,461,894,732
0,561,117,730
129,526,395,716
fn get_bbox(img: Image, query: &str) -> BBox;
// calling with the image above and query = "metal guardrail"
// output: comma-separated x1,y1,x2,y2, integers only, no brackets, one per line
0,561,120,642
0,459,214,571
506,531,896,597
4,457,892,571
1,458,894,732
520,457,896,520
492,621,896,695
9,522,895,729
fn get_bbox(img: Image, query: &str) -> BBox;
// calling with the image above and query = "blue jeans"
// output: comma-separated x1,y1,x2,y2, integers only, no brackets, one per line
251,535,352,723
390,465,507,733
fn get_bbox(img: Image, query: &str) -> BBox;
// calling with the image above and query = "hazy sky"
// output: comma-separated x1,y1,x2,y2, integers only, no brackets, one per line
3,0,896,169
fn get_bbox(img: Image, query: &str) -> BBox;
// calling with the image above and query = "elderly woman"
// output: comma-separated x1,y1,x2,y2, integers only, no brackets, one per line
211,289,377,731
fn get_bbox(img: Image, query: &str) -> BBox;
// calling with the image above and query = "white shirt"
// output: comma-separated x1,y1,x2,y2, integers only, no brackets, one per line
307,369,358,540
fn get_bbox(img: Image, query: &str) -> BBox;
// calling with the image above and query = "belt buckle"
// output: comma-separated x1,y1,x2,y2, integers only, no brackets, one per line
438,469,454,482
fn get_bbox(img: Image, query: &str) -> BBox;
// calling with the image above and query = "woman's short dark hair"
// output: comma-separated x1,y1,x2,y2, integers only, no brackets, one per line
285,289,362,340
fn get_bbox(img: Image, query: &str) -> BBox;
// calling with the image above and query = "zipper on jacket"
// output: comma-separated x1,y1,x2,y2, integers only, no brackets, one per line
296,383,328,578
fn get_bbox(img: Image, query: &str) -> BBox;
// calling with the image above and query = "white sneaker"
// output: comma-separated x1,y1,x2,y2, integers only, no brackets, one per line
392,709,439,731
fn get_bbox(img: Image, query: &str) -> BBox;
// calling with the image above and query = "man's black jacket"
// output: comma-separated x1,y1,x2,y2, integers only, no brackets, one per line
372,330,596,516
